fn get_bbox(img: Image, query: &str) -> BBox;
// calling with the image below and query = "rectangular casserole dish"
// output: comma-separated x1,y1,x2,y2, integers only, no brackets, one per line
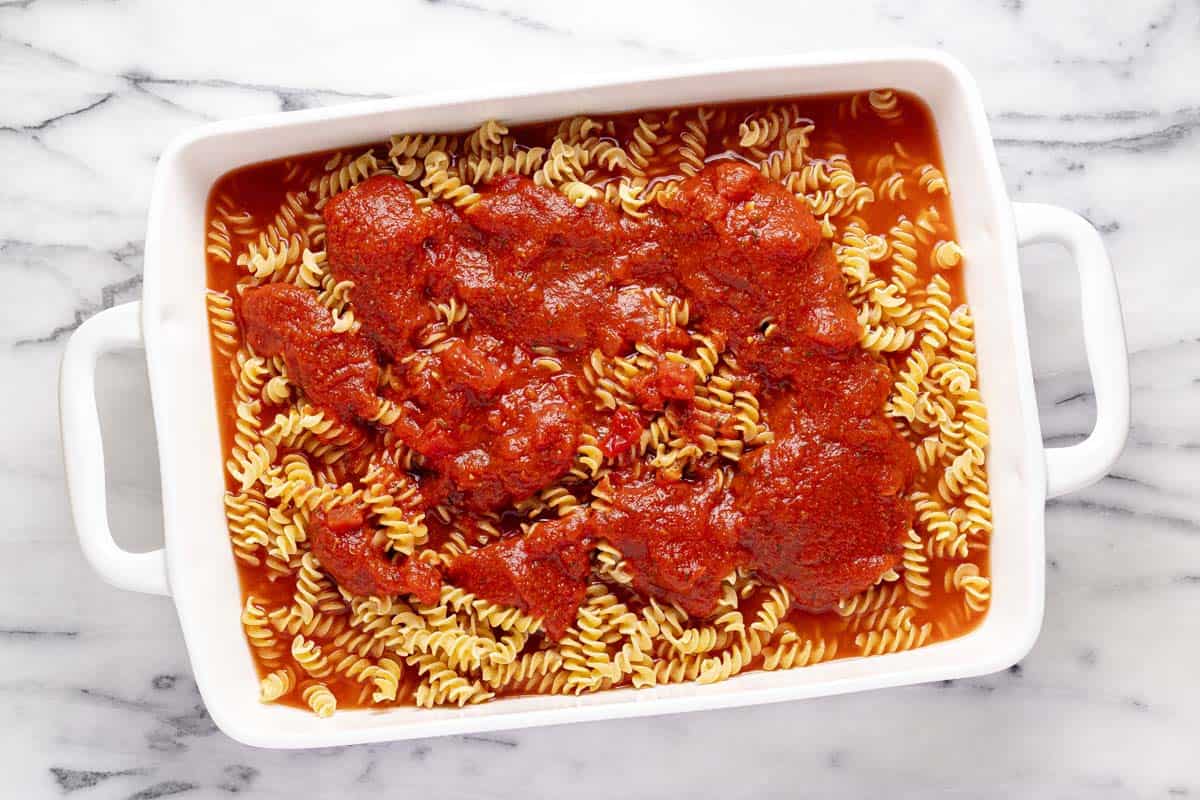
59,49,1130,748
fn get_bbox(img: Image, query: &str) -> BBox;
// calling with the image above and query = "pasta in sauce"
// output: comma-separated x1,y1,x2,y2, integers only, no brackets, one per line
206,91,991,713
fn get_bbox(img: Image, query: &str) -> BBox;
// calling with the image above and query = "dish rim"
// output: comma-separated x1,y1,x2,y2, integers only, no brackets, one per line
138,48,1049,748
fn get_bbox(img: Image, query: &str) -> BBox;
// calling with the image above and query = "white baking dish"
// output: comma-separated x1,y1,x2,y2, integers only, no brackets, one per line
59,49,1129,749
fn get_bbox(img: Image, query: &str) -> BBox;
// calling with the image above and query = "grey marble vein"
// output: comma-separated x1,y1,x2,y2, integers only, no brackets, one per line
2,1,1198,798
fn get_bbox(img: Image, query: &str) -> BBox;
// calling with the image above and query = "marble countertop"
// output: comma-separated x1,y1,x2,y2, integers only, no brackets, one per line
3,0,1198,797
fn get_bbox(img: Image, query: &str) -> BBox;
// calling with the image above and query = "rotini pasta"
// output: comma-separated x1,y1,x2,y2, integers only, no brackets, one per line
208,92,990,715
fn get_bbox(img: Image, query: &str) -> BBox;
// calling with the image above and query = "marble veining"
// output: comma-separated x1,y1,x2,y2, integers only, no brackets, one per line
2,0,1198,797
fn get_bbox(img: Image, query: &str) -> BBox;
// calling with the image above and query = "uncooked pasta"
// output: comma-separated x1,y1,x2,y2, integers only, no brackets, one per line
205,91,991,715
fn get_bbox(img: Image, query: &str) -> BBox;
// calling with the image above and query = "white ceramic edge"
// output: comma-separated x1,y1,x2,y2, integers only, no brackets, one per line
136,48,1052,749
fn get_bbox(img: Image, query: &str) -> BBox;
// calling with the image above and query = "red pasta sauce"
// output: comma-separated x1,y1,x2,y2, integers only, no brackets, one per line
239,161,915,638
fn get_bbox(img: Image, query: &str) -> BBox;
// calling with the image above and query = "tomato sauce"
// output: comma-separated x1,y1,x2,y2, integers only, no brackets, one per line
207,93,986,707
241,283,380,420
309,505,442,604
447,513,593,638
233,160,914,635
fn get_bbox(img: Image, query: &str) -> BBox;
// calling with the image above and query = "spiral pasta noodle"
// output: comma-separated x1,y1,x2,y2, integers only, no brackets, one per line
208,92,992,715
259,666,295,702
420,151,480,209
762,630,839,670
301,682,337,717
310,151,381,209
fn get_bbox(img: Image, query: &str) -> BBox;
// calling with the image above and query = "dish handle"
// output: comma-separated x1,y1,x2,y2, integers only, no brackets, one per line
59,301,170,596
1012,202,1130,499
